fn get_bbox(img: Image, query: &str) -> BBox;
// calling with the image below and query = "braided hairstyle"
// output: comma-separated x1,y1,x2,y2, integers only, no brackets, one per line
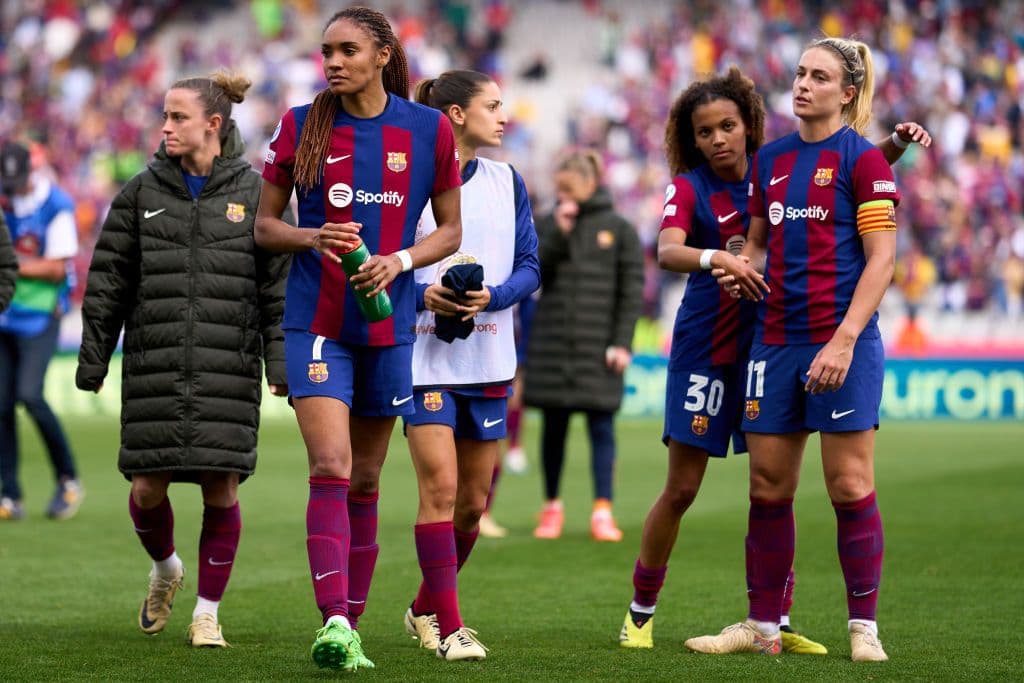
293,6,410,191
664,66,765,176
807,37,875,135
171,71,251,145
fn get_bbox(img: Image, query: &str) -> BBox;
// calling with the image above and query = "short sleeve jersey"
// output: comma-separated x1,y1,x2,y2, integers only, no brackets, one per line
263,94,461,346
660,162,755,368
748,127,899,345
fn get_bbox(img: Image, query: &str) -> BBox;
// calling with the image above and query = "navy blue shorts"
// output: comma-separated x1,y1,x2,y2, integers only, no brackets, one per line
741,336,884,434
285,330,414,417
664,364,747,458
403,389,508,440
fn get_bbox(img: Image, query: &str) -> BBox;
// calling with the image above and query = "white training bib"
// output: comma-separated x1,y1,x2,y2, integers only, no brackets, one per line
412,157,517,388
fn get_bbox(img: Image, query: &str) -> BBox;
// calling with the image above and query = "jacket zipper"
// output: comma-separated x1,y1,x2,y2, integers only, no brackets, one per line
184,197,199,450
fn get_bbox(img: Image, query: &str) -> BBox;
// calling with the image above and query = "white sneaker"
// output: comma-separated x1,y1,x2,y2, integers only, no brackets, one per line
436,626,488,661
187,613,230,648
139,566,185,634
478,512,508,538
404,607,440,650
850,623,888,662
504,447,527,474
684,620,782,655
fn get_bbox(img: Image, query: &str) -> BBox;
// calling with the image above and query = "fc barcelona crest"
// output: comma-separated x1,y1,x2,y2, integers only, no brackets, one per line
387,151,408,172
423,391,443,412
813,167,834,187
226,202,246,223
308,362,329,383
691,414,709,436
745,399,760,420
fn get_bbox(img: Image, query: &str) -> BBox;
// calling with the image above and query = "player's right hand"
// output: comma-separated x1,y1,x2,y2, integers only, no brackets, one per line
554,199,579,234
424,284,469,317
712,253,769,301
312,221,362,264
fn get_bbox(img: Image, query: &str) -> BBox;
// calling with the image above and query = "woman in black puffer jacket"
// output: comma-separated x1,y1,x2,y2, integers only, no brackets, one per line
77,72,290,648
524,148,644,542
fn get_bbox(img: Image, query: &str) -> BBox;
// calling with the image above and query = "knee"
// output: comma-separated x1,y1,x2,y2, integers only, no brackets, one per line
15,390,44,412
454,491,488,528
201,474,239,507
661,484,699,516
421,478,457,514
749,468,796,500
131,477,168,508
349,462,384,496
308,449,350,480
826,472,873,503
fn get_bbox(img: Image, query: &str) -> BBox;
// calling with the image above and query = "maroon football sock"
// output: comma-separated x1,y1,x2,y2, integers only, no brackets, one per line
307,476,350,623
346,491,379,628
415,521,462,638
746,497,794,623
129,493,175,563
833,491,883,621
197,502,241,601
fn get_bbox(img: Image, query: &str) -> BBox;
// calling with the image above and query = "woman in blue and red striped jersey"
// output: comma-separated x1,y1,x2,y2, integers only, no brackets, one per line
400,70,539,662
254,6,461,672
686,37,908,662
620,67,929,654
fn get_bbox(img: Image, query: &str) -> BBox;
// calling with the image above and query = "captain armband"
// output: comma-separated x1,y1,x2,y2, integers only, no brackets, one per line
857,200,896,236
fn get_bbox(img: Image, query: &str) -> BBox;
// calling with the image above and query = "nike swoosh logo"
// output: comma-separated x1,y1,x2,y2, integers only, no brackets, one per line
831,409,856,419
134,527,153,533
392,395,413,406
139,603,158,629
852,588,877,597
769,175,789,186
208,558,233,566
315,570,340,581
143,209,166,218
717,211,738,224
325,154,351,164
483,418,503,428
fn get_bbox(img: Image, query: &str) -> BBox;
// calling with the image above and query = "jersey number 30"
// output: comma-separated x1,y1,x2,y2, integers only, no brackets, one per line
685,374,725,416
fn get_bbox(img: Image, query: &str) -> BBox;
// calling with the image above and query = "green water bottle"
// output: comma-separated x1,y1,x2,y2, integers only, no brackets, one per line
338,239,394,322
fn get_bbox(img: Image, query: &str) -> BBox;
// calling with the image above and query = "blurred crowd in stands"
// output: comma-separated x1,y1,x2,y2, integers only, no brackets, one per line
2,0,1023,348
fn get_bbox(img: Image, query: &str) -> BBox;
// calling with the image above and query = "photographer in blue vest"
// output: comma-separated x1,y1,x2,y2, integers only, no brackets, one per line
0,140,83,521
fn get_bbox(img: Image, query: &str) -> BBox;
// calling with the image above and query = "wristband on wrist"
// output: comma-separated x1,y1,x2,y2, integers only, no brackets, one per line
891,131,910,149
700,248,718,270
395,249,413,272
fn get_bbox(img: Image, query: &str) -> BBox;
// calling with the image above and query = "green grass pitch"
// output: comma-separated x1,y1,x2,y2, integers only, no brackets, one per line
0,414,1021,681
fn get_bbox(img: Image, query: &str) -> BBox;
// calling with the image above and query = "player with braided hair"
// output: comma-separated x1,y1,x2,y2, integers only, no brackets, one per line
255,6,462,672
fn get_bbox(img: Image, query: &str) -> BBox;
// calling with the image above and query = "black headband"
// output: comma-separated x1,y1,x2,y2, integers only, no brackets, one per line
819,41,856,77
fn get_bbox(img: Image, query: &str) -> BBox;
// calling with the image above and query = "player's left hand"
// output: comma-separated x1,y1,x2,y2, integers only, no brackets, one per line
805,331,855,394
352,252,403,297
459,287,492,321
605,346,631,374
894,121,932,148
268,383,288,397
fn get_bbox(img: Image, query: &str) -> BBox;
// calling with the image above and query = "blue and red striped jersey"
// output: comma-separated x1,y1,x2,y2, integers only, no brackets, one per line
748,127,899,345
660,162,755,368
263,95,461,346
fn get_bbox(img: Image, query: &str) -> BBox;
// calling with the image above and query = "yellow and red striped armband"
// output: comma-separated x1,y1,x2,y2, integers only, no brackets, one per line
857,199,896,236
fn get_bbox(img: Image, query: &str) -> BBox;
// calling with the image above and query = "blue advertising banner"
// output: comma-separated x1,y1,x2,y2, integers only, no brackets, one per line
36,354,1024,420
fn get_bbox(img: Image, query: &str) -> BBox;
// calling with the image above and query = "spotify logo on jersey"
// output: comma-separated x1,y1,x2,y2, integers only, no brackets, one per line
768,201,785,225
328,182,354,208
